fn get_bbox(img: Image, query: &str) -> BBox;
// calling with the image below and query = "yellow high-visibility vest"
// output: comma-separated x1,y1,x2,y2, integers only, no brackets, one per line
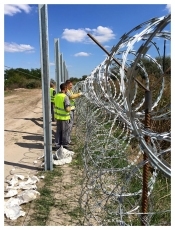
54,93,70,120
50,88,55,103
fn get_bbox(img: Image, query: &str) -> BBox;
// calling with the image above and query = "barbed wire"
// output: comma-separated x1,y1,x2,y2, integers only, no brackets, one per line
74,14,171,225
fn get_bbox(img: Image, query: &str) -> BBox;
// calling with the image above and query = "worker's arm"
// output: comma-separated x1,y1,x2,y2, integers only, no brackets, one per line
64,95,75,112
65,106,71,112
65,105,75,112
67,92,82,99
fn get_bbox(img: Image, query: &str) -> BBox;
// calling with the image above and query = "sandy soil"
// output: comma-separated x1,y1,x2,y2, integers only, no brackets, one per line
4,89,45,225
4,89,44,183
4,88,83,226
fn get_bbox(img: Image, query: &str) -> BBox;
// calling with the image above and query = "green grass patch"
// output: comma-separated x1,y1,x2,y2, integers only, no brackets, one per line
28,167,62,226
26,131,84,226
68,207,84,219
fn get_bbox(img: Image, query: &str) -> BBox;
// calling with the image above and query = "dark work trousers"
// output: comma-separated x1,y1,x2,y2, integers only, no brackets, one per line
69,110,74,132
55,120,71,146
69,110,74,143
51,102,54,121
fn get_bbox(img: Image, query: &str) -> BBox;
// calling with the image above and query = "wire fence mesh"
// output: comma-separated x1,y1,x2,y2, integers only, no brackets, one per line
73,14,171,226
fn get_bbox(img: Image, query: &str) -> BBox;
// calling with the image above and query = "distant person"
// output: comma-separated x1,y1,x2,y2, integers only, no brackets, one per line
65,80,83,144
50,82,56,122
54,83,74,151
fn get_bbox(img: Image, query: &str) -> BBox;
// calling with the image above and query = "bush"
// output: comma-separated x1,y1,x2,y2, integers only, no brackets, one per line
26,80,42,89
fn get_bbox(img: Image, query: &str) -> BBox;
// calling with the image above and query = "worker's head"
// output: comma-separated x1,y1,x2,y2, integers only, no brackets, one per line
65,80,73,90
50,82,54,88
60,83,67,93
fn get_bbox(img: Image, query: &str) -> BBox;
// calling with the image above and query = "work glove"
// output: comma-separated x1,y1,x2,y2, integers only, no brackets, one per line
79,91,86,96
71,106,75,110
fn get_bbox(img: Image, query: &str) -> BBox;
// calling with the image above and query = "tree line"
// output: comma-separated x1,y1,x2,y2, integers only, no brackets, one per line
4,56,170,90
4,67,88,90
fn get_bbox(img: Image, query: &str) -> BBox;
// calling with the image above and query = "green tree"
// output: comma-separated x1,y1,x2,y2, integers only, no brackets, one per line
81,75,87,81
68,77,80,84
4,68,42,90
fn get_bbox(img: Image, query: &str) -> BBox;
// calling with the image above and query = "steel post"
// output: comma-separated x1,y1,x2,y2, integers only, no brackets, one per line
141,90,152,225
54,38,61,93
60,53,64,83
38,4,53,171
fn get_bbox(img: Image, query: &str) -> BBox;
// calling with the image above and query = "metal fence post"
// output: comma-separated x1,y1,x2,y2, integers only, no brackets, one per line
63,61,66,82
54,38,61,93
141,90,152,225
38,4,53,171
60,53,64,83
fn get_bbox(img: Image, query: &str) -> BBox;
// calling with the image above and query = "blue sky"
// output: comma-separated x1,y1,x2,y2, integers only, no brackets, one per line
3,2,171,80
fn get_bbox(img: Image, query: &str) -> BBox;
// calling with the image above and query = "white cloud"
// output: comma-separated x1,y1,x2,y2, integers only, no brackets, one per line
62,29,87,42
4,4,32,16
62,26,115,44
4,42,35,53
74,52,91,57
85,28,91,31
50,62,55,66
90,26,115,43
165,4,171,13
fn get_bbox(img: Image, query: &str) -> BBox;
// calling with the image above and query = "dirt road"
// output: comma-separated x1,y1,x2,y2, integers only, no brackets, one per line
4,88,44,184
4,89,45,224
4,88,83,226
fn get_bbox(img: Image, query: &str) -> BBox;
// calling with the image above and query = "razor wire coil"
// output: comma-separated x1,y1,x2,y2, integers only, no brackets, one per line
74,14,171,225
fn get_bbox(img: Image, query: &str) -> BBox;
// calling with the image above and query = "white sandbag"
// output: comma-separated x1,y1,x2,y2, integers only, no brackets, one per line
23,175,39,185
52,146,75,165
53,156,72,165
4,204,25,220
19,184,37,190
4,175,40,220
17,190,40,204
4,197,25,220
5,175,19,187
4,189,18,198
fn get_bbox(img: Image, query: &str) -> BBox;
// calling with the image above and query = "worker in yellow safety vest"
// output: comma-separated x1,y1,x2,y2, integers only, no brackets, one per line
54,83,75,151
50,82,56,122
65,80,83,145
